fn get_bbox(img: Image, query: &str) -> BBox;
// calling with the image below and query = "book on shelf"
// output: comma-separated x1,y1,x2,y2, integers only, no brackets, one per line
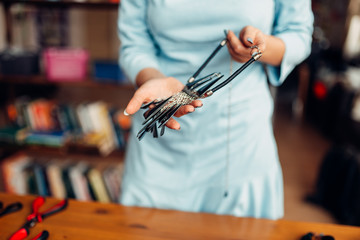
109,108,131,149
24,130,69,147
1,96,132,155
0,153,124,203
27,99,59,131
61,163,77,199
88,101,119,150
46,161,67,199
0,127,26,144
86,164,111,203
69,162,92,201
11,96,32,128
0,152,31,194
24,164,38,195
76,103,93,134
103,163,123,202
75,101,118,156
56,104,82,133
33,163,51,196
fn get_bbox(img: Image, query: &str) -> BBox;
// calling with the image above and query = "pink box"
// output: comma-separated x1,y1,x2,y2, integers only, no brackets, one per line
44,48,89,82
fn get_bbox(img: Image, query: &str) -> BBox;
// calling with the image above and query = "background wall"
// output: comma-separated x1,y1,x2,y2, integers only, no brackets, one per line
0,5,5,50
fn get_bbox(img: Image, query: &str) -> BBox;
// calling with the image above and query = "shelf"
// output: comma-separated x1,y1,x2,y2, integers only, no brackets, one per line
1,0,120,8
26,145,125,161
0,75,135,90
0,143,125,162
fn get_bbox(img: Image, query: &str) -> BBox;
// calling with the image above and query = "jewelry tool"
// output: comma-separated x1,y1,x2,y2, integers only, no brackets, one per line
137,30,262,140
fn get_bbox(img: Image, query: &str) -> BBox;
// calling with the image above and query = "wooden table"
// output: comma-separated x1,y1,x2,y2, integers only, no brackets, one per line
0,193,359,240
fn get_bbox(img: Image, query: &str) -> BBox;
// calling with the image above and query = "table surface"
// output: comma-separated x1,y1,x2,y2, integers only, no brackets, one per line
0,193,359,240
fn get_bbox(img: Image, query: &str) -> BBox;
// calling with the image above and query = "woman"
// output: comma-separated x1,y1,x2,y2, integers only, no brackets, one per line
118,0,313,219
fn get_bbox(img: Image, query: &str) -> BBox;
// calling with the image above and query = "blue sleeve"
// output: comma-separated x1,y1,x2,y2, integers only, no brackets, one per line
118,0,159,84
267,0,314,86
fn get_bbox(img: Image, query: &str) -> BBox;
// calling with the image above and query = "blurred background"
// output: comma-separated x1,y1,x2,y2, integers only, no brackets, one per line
0,0,360,226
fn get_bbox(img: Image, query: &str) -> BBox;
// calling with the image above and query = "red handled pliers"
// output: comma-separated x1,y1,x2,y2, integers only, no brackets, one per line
9,196,68,240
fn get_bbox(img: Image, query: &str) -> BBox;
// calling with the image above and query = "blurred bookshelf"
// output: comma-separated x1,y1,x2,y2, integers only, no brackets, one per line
1,0,120,8
0,151,125,202
0,0,130,202
0,95,130,201
0,143,125,160
0,74,134,89
0,96,132,152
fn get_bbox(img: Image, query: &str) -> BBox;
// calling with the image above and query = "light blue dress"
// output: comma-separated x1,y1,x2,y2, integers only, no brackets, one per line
118,0,313,219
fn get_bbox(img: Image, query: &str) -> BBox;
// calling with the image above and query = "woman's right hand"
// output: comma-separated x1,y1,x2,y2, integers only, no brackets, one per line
226,27,285,66
125,75,202,130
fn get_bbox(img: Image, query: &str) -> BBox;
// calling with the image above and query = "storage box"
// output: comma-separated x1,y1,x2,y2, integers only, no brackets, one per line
44,48,89,82
93,60,127,83
0,50,40,75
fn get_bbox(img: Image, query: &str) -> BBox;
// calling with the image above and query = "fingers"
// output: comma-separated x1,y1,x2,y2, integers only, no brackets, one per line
240,26,266,54
173,105,195,118
253,31,266,54
240,26,257,48
226,26,267,63
191,99,203,108
165,100,202,130
226,30,254,63
125,89,151,115
165,99,204,130
173,100,203,117
165,118,180,130
227,30,248,60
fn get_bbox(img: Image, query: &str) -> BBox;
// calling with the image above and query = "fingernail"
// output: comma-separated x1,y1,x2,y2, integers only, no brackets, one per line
124,109,129,116
247,37,253,44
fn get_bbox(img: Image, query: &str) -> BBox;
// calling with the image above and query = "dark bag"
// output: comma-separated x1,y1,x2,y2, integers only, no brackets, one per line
308,145,360,226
